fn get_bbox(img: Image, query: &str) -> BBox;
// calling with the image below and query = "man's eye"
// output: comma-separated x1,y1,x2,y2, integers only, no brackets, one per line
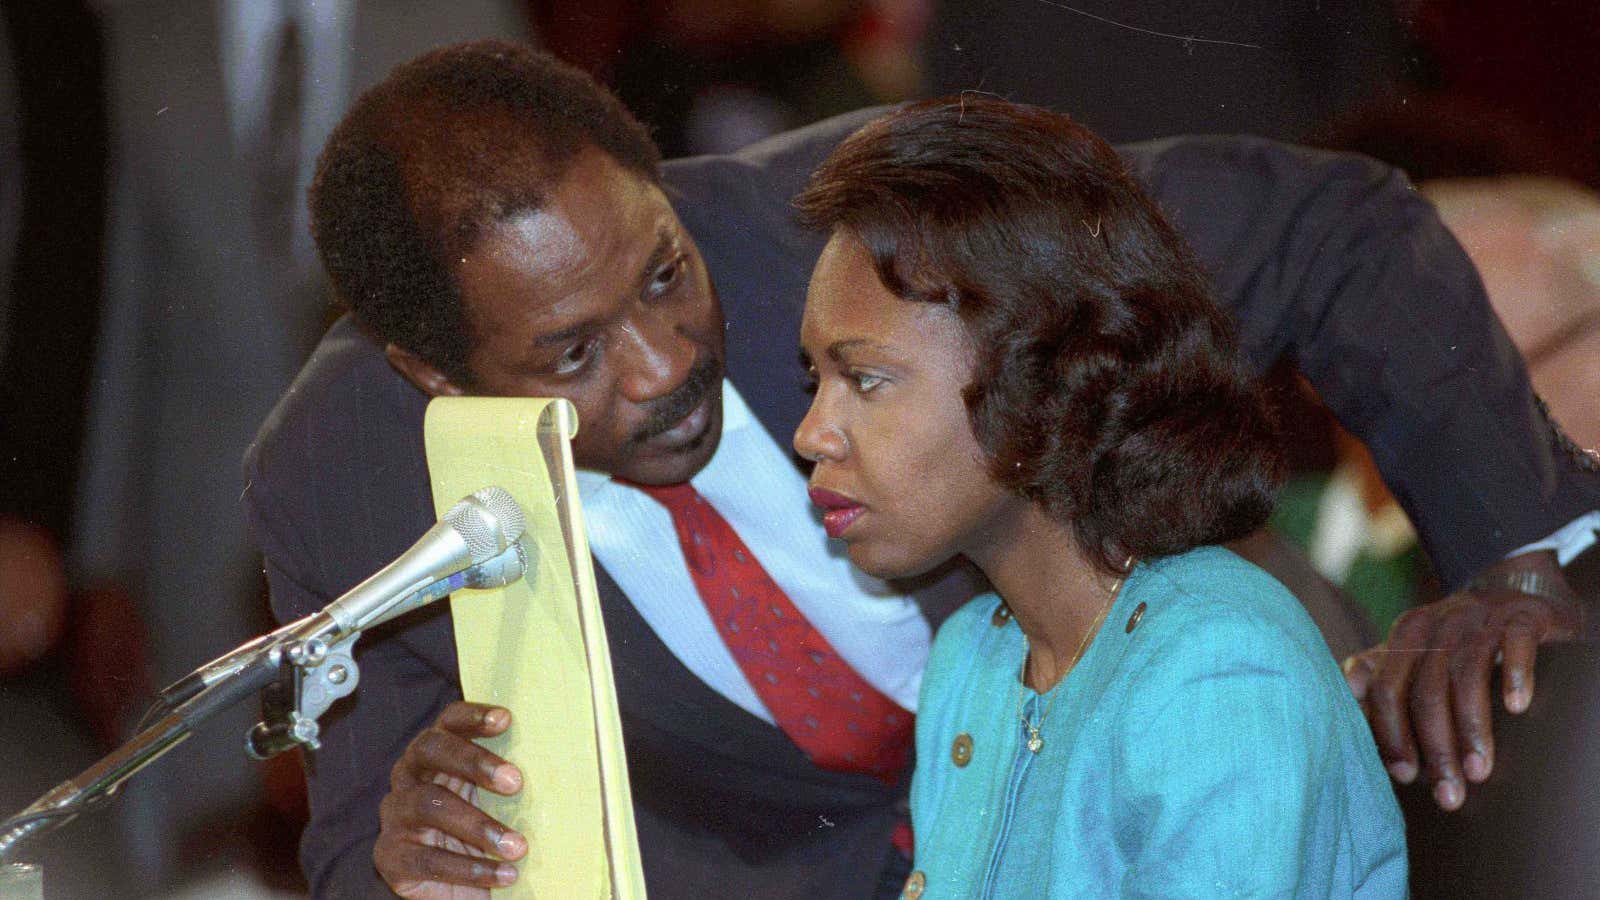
552,340,594,375
650,256,684,295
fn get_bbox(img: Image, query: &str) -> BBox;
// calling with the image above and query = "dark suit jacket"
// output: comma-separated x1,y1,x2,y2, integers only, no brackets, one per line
244,109,1600,898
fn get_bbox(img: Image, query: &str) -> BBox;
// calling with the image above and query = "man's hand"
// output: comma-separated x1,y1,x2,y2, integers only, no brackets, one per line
375,702,528,899
1343,551,1583,811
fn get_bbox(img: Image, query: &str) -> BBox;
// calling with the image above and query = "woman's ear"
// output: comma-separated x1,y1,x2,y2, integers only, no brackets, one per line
384,343,466,397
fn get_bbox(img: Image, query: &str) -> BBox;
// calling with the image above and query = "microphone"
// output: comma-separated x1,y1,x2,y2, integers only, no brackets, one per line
358,537,532,632
322,485,528,634
161,487,528,705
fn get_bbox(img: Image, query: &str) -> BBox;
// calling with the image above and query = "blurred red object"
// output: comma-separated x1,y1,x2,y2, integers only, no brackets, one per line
1410,0,1600,183
0,516,69,675
65,581,154,748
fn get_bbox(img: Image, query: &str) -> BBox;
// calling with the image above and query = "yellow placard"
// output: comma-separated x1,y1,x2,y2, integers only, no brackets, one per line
424,397,645,899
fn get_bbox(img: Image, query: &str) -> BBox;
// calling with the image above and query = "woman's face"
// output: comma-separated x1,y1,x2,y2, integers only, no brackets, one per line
794,230,1025,579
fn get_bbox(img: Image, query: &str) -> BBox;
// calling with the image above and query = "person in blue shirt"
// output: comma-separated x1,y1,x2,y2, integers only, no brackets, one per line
792,96,1407,897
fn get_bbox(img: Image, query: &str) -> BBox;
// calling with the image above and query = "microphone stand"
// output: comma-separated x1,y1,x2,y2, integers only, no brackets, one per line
0,617,364,863
0,529,528,864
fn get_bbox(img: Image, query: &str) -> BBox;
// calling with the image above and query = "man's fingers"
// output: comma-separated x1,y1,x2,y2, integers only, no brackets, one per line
1408,635,1465,811
1500,613,1543,714
393,723,523,797
1450,629,1501,784
1342,651,1378,701
379,782,528,861
436,701,513,737
379,837,518,896
1366,663,1421,783
1366,613,1430,783
1347,557,1582,814
373,702,528,897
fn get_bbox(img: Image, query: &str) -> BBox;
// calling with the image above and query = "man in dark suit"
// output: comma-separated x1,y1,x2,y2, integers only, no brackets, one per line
245,42,1600,898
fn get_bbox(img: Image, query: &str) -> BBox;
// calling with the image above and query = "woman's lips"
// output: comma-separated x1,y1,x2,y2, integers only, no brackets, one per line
808,487,865,539
821,507,865,539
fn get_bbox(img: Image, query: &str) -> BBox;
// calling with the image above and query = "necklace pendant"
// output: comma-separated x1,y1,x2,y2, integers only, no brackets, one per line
1026,730,1044,753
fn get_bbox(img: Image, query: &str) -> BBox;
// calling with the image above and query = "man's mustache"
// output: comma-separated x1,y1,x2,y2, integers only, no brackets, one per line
630,357,723,444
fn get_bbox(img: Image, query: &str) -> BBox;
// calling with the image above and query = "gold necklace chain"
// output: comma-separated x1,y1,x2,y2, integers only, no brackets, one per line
1016,565,1130,754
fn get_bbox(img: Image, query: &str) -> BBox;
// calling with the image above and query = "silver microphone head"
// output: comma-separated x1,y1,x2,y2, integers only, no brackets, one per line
442,486,528,561
463,541,532,589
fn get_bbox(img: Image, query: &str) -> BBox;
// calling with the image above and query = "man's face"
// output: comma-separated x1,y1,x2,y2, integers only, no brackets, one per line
418,148,726,484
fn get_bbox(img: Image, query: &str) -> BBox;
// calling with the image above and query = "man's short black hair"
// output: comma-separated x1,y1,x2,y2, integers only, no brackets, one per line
310,40,661,385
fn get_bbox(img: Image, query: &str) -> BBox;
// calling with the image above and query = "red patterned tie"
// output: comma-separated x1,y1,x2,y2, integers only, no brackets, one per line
627,480,913,783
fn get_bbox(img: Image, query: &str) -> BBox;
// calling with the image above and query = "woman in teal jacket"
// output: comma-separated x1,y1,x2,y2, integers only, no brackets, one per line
791,96,1406,897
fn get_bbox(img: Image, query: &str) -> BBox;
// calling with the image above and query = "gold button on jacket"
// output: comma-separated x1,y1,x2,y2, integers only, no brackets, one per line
1125,601,1148,633
951,732,974,767
902,870,927,899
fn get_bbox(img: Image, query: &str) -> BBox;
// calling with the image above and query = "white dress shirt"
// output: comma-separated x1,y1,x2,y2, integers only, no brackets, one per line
575,381,947,722
1513,510,1600,566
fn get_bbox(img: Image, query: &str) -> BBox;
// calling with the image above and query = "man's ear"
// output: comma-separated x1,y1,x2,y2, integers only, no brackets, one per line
385,344,466,397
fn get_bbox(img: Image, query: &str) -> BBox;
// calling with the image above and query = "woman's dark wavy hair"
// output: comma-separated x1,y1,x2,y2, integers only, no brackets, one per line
309,40,660,385
794,96,1284,574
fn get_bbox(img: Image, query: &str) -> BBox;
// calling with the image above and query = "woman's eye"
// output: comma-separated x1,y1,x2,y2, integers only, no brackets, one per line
552,341,594,375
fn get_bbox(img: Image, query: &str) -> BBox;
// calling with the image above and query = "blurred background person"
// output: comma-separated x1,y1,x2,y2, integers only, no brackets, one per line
1272,177,1600,634
926,0,1406,144
0,3,144,897
1430,178,1599,453
44,0,529,894
533,0,930,157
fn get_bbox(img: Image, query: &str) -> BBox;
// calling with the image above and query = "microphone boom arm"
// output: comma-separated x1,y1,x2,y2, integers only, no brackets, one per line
2,593,401,860
0,513,530,863
0,634,286,861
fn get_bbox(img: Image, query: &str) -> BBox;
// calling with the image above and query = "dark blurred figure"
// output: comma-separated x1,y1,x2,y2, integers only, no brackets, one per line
926,0,1407,143
925,1,1599,185
64,0,529,893
0,2,106,546
1403,0,1600,187
0,5,147,897
534,0,929,156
